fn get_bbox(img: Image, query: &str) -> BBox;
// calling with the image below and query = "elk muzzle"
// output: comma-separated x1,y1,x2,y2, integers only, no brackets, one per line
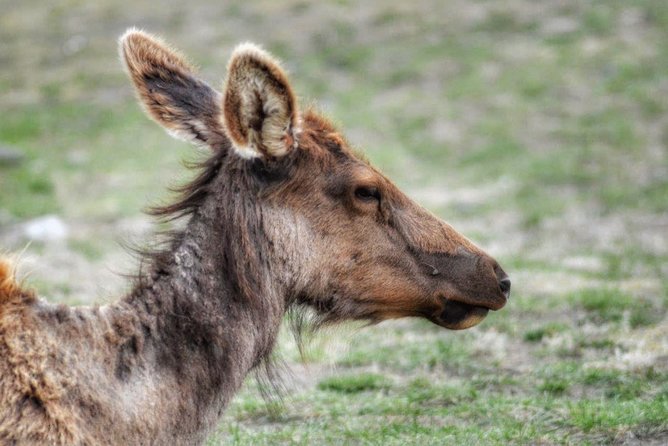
419,249,510,329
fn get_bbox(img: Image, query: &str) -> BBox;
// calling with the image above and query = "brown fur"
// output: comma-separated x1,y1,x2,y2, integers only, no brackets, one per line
0,31,510,445
120,29,228,148
0,259,27,305
222,43,299,158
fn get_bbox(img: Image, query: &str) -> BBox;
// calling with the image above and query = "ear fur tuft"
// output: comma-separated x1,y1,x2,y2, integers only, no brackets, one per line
120,28,195,78
222,42,299,159
119,29,226,149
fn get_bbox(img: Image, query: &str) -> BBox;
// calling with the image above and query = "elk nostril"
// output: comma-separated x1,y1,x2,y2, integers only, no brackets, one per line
499,277,511,298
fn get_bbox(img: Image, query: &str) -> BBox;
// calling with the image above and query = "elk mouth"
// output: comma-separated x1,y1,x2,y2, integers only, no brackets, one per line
432,299,491,330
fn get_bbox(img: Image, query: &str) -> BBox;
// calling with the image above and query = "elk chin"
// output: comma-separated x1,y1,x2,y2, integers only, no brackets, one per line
434,300,489,330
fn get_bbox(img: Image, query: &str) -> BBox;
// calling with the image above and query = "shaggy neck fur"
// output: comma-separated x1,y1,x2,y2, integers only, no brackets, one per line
116,153,293,441
0,151,300,445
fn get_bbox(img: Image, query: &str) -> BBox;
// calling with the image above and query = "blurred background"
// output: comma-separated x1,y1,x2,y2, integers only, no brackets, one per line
1,1,667,444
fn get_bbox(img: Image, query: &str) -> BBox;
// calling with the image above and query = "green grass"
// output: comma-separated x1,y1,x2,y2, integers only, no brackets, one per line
569,288,664,328
0,103,194,219
568,397,668,435
523,322,569,343
318,373,391,394
215,368,668,445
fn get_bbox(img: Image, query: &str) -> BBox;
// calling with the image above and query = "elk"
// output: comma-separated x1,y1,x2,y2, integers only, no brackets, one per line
0,30,510,445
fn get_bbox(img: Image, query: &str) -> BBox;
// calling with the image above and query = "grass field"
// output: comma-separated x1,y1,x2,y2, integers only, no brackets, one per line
1,1,667,444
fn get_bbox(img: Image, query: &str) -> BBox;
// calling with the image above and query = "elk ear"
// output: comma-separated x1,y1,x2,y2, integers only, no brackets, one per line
222,43,299,159
119,29,227,150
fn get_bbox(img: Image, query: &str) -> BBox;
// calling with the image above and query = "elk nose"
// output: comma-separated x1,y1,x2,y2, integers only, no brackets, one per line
493,263,511,300
499,276,511,299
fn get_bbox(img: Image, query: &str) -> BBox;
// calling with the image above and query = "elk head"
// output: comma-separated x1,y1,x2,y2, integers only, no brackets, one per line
120,30,510,331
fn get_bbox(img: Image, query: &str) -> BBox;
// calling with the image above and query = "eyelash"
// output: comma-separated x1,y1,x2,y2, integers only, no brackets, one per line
354,186,380,202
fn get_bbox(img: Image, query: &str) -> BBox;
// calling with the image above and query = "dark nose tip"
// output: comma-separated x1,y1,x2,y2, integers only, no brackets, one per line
499,276,511,298
493,263,511,299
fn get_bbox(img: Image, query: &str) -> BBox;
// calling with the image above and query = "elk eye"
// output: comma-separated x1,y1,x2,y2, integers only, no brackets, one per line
355,186,380,202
